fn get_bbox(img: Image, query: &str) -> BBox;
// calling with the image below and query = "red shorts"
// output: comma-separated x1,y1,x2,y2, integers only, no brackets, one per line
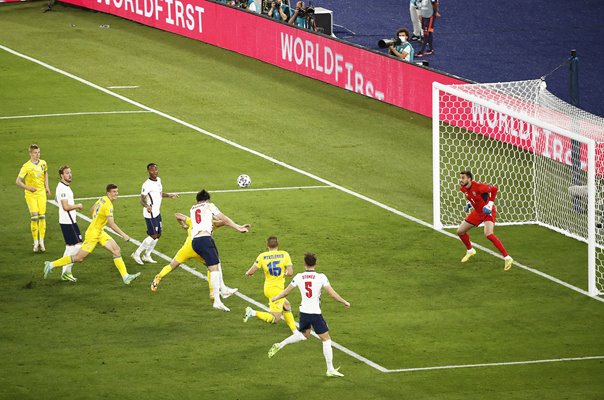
465,208,496,226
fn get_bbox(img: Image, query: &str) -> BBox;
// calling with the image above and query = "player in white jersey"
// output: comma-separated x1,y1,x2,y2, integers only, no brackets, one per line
132,163,178,265
55,165,84,282
268,253,350,377
190,189,250,312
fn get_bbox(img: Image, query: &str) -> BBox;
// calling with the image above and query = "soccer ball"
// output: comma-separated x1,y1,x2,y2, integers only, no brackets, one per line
237,174,251,188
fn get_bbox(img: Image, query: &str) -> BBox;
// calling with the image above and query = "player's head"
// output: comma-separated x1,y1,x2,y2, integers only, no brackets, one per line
304,252,317,269
459,170,473,187
28,144,40,161
196,189,211,203
59,165,72,183
147,163,158,180
106,183,119,200
267,236,279,250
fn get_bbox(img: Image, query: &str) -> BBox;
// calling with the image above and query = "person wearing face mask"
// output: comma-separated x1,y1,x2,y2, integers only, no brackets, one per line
389,28,414,62
268,0,290,21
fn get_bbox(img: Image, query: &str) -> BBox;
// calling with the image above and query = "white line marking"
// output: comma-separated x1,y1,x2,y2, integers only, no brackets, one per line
46,199,386,372
0,110,151,120
107,86,139,89
387,355,604,373
3,44,600,303
72,185,332,201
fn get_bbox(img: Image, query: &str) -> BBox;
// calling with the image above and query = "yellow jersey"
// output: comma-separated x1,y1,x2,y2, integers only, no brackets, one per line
18,159,47,196
255,250,292,290
86,196,114,236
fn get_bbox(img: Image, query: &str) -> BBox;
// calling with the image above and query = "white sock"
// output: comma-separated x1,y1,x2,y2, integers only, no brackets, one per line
322,339,334,371
34,240,39,246
39,238,45,246
135,236,154,256
250,309,257,316
279,330,306,348
504,255,512,260
218,264,227,292
145,238,158,257
467,248,474,253
62,245,73,274
210,271,221,303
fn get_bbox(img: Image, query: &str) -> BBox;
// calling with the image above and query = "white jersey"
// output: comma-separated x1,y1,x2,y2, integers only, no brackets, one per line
55,181,77,224
290,271,330,314
189,202,221,237
141,177,163,218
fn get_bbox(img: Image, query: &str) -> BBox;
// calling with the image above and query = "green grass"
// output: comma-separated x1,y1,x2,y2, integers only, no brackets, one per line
1,3,603,399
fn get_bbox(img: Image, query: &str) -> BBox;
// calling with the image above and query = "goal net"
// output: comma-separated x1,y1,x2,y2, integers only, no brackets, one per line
432,79,604,296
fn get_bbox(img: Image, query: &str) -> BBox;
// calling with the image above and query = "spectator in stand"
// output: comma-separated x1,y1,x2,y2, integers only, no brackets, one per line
268,0,290,21
389,28,414,62
416,0,439,57
408,0,422,41
289,1,316,30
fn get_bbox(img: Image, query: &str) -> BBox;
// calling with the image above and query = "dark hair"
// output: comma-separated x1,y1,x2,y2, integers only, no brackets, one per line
147,163,157,170
29,144,39,152
196,189,211,202
460,170,473,179
304,252,317,267
396,28,410,38
267,236,279,249
106,183,118,192
59,165,70,177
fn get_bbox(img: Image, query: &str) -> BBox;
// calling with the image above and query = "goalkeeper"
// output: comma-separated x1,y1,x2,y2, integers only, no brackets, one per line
456,170,514,271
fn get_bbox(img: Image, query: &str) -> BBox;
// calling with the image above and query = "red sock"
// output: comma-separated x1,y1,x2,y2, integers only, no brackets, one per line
487,234,508,257
459,233,472,250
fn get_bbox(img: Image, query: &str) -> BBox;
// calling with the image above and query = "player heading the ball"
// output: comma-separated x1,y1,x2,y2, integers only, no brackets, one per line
457,170,513,270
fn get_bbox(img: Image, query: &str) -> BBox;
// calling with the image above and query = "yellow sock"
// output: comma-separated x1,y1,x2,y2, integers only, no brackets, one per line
113,256,128,278
51,255,73,268
38,216,46,239
159,265,173,278
283,311,297,332
255,311,275,324
30,216,39,241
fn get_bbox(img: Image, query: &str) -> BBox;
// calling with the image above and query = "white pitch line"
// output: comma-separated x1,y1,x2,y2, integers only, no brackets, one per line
0,110,151,120
3,44,601,304
72,185,332,201
107,85,139,89
46,199,387,372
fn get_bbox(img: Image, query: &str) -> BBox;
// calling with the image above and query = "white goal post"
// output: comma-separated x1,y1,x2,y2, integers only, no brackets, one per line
432,79,603,297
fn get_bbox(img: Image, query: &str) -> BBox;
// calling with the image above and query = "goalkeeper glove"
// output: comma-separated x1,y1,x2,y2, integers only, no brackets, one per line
483,201,494,215
464,202,472,213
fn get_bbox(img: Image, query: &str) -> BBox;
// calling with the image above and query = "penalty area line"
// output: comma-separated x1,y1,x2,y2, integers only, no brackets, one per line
72,185,332,201
0,110,151,120
5,43,601,304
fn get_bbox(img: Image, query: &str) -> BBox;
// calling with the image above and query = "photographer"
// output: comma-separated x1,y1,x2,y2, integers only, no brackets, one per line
236,0,260,13
268,0,290,21
389,28,414,62
288,1,316,30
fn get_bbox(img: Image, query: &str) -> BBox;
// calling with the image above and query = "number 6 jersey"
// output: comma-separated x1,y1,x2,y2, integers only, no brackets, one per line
189,202,221,237
290,271,330,314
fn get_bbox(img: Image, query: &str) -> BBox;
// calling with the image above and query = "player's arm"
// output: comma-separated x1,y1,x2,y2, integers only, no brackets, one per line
482,184,499,214
212,218,226,229
245,263,260,276
162,192,179,199
175,213,189,229
140,194,152,214
106,216,130,242
271,284,295,302
284,264,293,276
60,199,83,212
15,173,36,192
44,168,51,196
215,212,250,233
324,285,351,308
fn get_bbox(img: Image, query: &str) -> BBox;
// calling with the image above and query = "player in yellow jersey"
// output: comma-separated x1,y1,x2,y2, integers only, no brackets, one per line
43,184,141,285
16,144,51,252
150,213,241,301
243,236,297,332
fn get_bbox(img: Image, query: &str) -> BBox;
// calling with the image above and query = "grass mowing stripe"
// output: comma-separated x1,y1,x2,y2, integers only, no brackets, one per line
46,199,389,373
72,185,333,201
3,43,600,303
0,110,152,119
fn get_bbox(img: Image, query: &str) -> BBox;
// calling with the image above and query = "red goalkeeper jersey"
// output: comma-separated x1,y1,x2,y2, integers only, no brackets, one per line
460,181,498,213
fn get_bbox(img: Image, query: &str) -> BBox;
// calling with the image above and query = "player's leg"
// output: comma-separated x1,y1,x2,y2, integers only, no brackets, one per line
244,287,280,324
483,220,513,270
143,215,161,262
192,236,229,311
218,264,238,298
60,223,82,281
132,218,156,264
25,196,40,251
282,299,297,332
44,247,90,278
151,240,195,291
268,316,310,358
457,219,477,262
103,235,140,284
37,196,47,252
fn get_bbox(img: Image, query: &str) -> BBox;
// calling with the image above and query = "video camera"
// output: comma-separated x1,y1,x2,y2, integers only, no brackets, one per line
378,38,401,49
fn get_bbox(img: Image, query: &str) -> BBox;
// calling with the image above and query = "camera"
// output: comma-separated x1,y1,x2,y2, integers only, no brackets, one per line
378,38,401,49
297,5,314,17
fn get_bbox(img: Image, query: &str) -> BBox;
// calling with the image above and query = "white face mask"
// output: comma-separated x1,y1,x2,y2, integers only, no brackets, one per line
399,36,407,43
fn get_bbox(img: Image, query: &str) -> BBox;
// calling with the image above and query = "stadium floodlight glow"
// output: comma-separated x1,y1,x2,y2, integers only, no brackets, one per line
432,79,604,297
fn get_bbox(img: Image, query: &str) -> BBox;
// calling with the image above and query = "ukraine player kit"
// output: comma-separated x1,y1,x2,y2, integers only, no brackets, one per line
55,181,82,282
18,159,48,251
132,177,163,264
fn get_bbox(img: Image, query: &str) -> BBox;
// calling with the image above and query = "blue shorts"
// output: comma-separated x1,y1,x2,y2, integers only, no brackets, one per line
191,236,220,267
60,223,83,246
298,312,329,335
145,214,162,236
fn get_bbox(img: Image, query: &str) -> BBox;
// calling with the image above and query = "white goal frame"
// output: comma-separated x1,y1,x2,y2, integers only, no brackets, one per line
432,82,598,297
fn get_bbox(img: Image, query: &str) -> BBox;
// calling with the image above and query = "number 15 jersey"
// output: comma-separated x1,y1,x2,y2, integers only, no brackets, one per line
290,271,330,314
255,250,292,291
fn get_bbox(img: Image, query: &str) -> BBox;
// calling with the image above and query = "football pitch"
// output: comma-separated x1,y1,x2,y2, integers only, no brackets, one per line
1,3,603,399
